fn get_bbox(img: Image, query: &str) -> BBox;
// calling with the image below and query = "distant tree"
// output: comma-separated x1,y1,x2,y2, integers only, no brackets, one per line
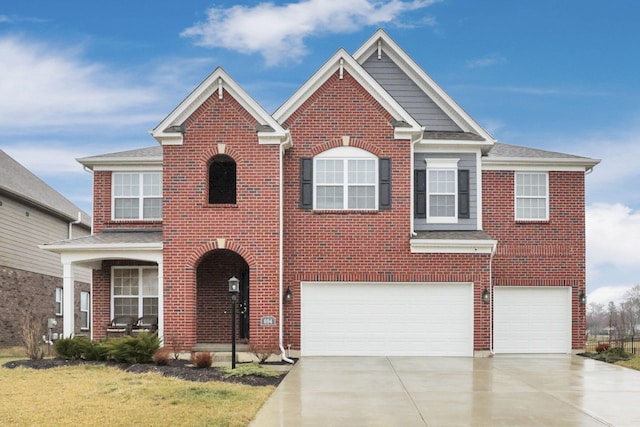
586,302,606,338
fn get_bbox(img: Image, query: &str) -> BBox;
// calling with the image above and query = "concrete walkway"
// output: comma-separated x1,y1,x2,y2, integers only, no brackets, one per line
250,355,640,426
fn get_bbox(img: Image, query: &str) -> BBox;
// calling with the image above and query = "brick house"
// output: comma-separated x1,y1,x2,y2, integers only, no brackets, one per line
43,30,598,357
0,150,91,347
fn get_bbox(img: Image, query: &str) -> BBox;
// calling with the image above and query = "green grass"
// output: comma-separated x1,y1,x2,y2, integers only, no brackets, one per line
221,363,281,378
0,363,274,426
616,357,640,371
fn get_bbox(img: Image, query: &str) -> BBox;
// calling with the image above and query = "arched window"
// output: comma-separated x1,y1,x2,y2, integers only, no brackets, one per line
208,155,236,204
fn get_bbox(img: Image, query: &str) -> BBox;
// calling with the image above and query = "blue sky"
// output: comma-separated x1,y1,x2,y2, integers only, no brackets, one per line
2,1,639,304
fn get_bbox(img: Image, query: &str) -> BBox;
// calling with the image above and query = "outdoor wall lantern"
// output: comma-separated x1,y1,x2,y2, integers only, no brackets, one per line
284,286,293,302
228,276,240,369
482,288,490,304
579,291,586,306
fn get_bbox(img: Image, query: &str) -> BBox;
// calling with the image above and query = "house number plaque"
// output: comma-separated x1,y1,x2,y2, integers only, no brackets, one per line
260,316,277,326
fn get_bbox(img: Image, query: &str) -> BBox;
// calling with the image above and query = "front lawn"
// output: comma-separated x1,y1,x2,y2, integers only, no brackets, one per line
616,357,640,371
0,363,274,426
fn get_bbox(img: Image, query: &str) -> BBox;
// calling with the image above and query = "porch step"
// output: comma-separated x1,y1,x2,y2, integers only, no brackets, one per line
191,343,249,353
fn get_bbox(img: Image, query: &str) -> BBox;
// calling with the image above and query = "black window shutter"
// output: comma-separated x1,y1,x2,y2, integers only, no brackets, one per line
379,158,392,210
300,158,313,209
414,169,426,218
458,169,470,219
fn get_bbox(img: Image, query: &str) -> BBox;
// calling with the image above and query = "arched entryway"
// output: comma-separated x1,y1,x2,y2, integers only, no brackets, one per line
196,249,249,344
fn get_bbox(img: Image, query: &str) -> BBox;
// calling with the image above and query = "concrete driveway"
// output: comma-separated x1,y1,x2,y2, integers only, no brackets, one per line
251,355,640,426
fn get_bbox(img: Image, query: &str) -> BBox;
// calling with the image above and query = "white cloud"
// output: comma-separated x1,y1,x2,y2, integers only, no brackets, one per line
587,203,640,281
0,36,162,130
182,0,439,66
466,53,507,69
3,145,92,176
588,285,634,307
0,15,11,23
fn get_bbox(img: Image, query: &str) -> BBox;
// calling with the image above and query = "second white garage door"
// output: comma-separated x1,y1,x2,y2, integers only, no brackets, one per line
494,286,572,354
301,282,474,357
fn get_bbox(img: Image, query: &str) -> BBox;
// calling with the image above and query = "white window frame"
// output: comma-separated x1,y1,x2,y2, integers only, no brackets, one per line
425,158,459,224
313,147,378,211
111,266,159,319
515,172,549,221
80,291,90,330
112,172,162,220
55,287,63,316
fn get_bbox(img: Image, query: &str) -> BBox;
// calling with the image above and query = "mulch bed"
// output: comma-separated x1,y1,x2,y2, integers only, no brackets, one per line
2,358,291,387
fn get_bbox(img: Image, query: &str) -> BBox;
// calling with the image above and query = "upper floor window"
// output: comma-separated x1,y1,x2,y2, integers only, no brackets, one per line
113,172,162,220
426,159,459,223
515,172,548,221
112,267,158,318
209,155,236,204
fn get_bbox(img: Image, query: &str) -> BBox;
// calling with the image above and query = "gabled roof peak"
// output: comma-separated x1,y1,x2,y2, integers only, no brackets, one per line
354,29,496,146
273,48,422,140
151,67,287,146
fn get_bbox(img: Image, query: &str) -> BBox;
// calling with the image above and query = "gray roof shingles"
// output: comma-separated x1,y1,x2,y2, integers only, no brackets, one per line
486,142,593,160
45,230,162,247
0,149,91,226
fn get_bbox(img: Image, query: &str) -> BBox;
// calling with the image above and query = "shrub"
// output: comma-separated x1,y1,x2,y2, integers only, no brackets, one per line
221,363,279,378
102,332,161,364
153,348,171,366
595,342,610,353
248,341,279,364
190,352,213,368
20,310,44,360
55,336,94,360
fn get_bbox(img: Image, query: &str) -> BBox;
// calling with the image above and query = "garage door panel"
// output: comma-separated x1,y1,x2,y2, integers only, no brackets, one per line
494,287,571,354
301,282,473,357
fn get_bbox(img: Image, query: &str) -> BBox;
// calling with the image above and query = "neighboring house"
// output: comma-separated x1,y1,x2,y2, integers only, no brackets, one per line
43,30,599,357
0,150,92,347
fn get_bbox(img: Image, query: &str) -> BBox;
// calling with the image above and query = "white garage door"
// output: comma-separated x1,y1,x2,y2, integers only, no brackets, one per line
301,282,473,356
494,286,571,354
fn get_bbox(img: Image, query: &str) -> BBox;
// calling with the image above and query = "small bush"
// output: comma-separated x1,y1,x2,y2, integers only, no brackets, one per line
20,310,44,360
55,336,93,360
102,332,161,364
595,342,610,353
190,352,213,368
221,363,280,378
153,348,171,366
248,341,279,363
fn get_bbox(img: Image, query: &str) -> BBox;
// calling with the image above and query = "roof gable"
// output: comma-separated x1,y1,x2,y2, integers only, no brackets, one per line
354,29,495,146
273,49,422,140
151,67,287,146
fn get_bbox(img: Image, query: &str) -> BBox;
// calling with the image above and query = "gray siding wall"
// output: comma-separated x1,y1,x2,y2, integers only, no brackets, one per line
362,52,461,132
414,152,478,231
0,195,91,282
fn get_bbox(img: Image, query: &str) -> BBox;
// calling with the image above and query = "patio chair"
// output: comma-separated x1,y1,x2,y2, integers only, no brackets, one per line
105,315,135,337
131,315,158,335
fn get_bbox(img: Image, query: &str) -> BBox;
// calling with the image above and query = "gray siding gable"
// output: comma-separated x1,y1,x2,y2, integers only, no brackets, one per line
362,51,462,132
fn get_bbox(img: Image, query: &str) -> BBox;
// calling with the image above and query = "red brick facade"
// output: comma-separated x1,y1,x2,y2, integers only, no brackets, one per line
84,39,590,355
483,170,587,349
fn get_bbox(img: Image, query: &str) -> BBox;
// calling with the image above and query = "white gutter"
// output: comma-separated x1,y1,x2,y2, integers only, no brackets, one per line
489,242,496,356
279,133,294,364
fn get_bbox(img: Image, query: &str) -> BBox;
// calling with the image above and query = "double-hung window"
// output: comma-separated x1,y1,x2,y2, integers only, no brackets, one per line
80,291,90,330
425,158,459,223
112,267,159,318
113,172,162,220
314,147,378,210
55,287,63,316
515,172,548,221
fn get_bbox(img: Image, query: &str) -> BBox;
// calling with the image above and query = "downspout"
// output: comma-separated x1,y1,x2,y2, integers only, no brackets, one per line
279,133,294,364
409,127,425,237
68,211,82,239
489,242,497,356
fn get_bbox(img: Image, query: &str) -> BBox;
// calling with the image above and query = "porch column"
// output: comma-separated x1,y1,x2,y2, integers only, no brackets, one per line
62,262,75,337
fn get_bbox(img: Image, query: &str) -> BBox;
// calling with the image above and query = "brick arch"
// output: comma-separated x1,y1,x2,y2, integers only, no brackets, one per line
188,240,256,271
200,145,242,166
311,136,382,157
